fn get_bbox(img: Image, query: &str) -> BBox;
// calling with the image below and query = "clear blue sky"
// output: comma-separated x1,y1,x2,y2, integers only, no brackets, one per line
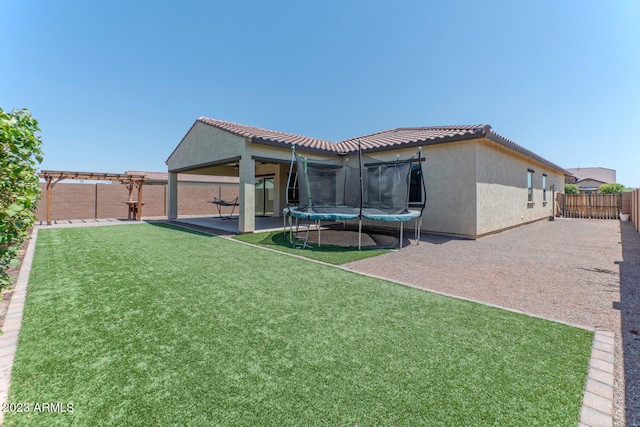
2,1,639,186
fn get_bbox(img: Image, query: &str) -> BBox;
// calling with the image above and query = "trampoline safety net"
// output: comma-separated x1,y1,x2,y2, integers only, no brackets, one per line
294,150,421,217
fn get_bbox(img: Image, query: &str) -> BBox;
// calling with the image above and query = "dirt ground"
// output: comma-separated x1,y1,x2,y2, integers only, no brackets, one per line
344,218,639,427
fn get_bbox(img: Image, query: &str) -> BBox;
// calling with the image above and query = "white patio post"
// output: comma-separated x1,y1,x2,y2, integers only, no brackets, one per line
239,154,255,233
168,172,178,220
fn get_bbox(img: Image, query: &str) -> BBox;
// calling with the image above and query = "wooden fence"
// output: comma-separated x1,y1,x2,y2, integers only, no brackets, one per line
632,189,640,232
558,193,622,219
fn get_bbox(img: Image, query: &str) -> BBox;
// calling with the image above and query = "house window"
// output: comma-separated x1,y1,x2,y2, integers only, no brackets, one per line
527,169,534,203
409,163,424,205
542,174,547,202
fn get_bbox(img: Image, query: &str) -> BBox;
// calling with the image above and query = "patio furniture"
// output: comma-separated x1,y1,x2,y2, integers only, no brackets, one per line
209,197,239,220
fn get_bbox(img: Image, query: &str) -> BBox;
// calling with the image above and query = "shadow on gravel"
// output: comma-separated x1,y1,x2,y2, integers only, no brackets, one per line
618,221,640,425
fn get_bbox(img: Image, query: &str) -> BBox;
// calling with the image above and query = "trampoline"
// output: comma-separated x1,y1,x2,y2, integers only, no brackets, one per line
284,141,426,250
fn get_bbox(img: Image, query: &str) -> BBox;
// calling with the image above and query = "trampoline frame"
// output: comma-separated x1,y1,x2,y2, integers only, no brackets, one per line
283,206,421,250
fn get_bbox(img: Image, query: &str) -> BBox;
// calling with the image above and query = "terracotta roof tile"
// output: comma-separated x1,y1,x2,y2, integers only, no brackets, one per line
191,118,568,174
337,125,490,151
197,117,340,152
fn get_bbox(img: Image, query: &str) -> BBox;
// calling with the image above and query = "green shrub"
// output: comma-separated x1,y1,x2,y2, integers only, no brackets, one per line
0,108,43,287
564,184,579,194
599,183,625,194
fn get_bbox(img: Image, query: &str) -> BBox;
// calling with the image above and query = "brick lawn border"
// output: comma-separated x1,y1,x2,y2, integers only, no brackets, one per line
0,227,38,425
579,329,615,427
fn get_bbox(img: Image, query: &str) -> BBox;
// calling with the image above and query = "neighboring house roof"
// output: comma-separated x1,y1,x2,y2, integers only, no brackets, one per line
576,178,606,185
125,170,239,184
566,167,616,184
170,117,569,174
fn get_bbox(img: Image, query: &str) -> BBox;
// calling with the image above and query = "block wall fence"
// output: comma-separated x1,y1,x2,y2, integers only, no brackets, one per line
35,183,639,231
35,182,239,222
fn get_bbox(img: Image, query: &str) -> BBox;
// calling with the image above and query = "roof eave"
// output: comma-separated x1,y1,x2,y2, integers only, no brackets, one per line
485,133,570,176
251,137,342,154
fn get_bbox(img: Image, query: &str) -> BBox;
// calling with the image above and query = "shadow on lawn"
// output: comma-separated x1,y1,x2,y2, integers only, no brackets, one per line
146,220,222,237
269,229,387,253
618,221,640,425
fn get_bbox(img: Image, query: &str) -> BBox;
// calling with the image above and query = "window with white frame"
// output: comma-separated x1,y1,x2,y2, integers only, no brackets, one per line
527,169,534,203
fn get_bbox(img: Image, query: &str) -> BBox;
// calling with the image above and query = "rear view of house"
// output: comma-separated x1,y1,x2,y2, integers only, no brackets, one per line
166,118,568,239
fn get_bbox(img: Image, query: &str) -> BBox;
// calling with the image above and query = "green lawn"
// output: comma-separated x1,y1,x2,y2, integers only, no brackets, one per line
232,230,390,264
6,223,592,426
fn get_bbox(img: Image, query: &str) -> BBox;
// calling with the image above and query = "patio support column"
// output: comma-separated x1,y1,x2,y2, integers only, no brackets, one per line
239,154,255,233
273,165,285,217
168,172,178,220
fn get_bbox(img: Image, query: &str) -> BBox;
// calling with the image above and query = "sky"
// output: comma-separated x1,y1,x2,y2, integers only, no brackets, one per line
2,0,639,186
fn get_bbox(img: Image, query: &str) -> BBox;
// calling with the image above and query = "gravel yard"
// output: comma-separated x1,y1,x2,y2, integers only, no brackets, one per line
344,218,640,427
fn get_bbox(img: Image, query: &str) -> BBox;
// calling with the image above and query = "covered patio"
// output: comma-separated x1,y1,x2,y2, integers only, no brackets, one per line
166,117,339,234
172,215,286,234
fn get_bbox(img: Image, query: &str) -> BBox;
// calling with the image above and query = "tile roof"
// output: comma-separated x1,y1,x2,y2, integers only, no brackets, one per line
196,117,492,154
189,117,568,174
197,117,339,152
337,125,492,152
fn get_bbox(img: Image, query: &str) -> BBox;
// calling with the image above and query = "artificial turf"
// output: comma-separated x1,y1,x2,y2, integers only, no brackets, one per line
232,230,390,264
5,223,593,426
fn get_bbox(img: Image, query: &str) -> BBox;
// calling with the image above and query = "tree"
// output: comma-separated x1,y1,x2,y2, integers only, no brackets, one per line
564,184,579,194
0,108,43,287
599,183,625,194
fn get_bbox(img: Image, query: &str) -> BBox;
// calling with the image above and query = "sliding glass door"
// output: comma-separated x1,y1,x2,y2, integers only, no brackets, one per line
255,177,274,216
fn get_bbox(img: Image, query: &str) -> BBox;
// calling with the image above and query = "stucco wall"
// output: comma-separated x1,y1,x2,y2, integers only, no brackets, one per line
168,123,337,173
168,122,246,172
475,141,564,236
368,139,565,238
420,141,478,237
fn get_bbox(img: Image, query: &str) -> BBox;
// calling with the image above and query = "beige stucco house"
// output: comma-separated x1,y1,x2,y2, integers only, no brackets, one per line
166,117,568,239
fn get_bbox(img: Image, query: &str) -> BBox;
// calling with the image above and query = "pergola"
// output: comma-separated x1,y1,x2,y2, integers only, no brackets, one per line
38,171,148,225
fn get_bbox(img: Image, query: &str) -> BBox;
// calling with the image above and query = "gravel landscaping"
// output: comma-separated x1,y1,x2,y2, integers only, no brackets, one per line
344,218,640,427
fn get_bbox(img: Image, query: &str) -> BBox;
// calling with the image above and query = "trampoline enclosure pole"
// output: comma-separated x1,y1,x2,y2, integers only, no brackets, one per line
304,157,312,210
285,146,296,238
358,139,363,251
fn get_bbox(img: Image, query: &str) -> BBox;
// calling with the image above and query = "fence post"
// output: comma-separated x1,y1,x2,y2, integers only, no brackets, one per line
633,190,636,229
633,189,638,231
636,189,639,232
